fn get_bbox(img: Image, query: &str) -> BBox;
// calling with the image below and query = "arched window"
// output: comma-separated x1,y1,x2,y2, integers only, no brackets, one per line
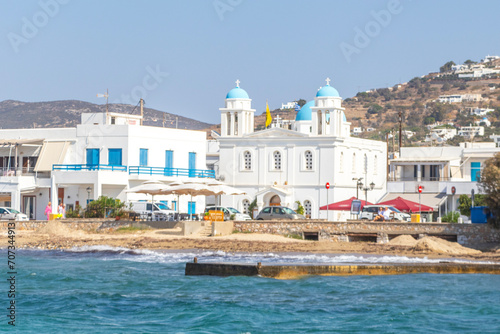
305,150,313,170
304,200,312,218
364,154,368,174
352,153,356,173
274,151,281,170
374,155,378,175
340,152,344,173
244,151,252,170
242,199,250,214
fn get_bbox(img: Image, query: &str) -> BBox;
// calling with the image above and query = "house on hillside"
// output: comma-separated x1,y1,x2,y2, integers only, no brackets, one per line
0,112,212,219
458,126,484,137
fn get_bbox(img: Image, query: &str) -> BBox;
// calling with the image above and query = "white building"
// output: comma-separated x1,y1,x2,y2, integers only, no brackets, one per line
490,134,500,147
387,144,500,218
438,95,463,103
475,117,491,127
471,108,494,116
352,127,363,135
0,112,212,219
458,126,484,137
482,55,500,63
215,79,387,221
429,127,457,141
281,102,297,110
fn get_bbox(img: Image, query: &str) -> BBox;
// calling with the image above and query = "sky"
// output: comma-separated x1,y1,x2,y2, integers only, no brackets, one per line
1,0,499,124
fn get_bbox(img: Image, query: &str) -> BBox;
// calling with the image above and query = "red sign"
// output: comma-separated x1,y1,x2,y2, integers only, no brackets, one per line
451,186,456,195
325,182,330,189
418,185,423,193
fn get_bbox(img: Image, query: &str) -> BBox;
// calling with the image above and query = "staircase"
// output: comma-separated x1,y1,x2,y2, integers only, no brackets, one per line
198,224,212,237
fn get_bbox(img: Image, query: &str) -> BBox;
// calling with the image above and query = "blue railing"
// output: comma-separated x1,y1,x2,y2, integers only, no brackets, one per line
129,166,215,178
52,164,128,172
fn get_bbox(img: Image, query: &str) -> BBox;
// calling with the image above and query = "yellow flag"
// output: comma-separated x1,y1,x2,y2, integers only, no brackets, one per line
265,101,272,128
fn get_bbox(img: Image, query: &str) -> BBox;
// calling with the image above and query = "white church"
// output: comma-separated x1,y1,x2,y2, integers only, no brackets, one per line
215,79,387,220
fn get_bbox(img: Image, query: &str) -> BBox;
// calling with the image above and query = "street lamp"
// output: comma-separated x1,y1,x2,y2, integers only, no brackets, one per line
86,187,92,203
359,181,375,205
352,177,363,199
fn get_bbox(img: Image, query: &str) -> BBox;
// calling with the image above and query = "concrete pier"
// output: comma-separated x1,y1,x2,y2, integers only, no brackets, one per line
185,261,500,279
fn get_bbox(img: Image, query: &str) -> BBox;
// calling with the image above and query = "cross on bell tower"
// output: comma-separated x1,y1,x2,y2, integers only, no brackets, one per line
325,77,331,86
235,79,240,88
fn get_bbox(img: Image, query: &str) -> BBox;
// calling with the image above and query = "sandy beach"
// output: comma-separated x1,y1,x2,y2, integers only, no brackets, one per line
3,221,500,262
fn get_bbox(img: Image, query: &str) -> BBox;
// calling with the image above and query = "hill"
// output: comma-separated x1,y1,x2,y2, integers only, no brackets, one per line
0,100,212,130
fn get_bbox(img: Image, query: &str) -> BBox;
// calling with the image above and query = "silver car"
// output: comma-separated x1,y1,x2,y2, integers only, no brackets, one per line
0,207,29,221
256,206,305,220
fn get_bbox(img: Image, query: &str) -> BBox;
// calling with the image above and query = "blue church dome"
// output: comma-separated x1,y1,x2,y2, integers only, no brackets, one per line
295,101,315,121
226,87,249,99
316,84,340,97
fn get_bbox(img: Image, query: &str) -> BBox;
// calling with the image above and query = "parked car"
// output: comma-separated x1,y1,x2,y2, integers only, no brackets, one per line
128,201,175,220
0,207,29,221
204,206,251,221
359,205,411,222
255,206,305,220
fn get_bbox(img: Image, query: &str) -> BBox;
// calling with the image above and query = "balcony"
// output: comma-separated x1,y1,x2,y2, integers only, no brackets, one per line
388,176,450,182
52,164,128,172
129,166,215,178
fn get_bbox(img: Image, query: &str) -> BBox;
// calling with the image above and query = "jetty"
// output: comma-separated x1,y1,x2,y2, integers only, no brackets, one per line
185,259,500,279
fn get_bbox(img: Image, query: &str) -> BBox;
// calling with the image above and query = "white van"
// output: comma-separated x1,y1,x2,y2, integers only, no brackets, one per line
129,201,175,220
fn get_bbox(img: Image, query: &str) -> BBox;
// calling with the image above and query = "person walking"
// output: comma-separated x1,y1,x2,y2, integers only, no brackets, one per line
44,202,52,220
58,203,66,219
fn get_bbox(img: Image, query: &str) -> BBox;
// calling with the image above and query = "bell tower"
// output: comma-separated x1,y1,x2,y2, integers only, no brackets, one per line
220,80,255,137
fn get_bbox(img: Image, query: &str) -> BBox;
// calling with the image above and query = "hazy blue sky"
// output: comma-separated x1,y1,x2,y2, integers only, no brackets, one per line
1,0,499,123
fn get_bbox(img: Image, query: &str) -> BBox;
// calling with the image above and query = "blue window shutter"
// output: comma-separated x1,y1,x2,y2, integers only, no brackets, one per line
86,149,99,166
471,162,481,182
189,152,196,177
165,150,173,176
140,149,148,167
108,149,122,166
188,201,196,214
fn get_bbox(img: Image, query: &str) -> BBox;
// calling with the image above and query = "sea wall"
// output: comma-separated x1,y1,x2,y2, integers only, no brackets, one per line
0,219,135,232
233,220,500,246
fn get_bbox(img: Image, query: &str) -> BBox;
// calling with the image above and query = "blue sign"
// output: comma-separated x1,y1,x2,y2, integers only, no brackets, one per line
351,200,362,215
294,103,300,112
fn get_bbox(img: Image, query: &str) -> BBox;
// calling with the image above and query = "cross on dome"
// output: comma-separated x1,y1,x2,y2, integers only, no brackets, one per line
325,77,331,86
235,79,240,87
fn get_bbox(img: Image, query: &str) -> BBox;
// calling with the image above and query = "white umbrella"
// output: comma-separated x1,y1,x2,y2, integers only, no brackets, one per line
212,184,246,195
160,183,221,220
126,180,166,219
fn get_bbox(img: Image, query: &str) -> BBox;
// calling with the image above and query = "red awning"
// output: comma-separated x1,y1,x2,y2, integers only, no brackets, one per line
320,197,373,211
377,196,434,213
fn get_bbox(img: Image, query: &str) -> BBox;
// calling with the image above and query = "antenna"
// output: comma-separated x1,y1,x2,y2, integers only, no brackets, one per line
97,89,109,120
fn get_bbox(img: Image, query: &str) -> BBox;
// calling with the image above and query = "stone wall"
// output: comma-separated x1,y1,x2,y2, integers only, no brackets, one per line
233,220,500,246
0,219,134,232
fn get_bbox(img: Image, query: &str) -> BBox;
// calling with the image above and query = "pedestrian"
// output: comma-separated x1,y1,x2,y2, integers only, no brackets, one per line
58,203,66,219
44,202,52,220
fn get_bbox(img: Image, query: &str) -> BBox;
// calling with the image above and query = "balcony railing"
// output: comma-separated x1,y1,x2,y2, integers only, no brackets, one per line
388,176,450,182
52,164,128,172
129,166,215,178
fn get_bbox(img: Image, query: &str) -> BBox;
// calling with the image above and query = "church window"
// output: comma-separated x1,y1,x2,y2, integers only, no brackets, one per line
242,199,250,214
305,151,313,170
274,151,282,170
304,200,312,218
244,151,252,170
364,154,368,174
374,155,378,175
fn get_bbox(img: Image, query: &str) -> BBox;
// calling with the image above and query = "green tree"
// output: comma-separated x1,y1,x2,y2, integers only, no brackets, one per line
441,82,451,91
296,99,306,107
458,194,487,216
478,153,500,227
247,198,258,219
424,117,435,125
367,103,383,114
85,196,125,218
440,61,456,73
295,201,305,215
464,59,477,65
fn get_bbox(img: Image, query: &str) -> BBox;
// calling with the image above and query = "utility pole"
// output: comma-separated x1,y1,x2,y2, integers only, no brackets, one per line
398,110,403,157
140,98,144,125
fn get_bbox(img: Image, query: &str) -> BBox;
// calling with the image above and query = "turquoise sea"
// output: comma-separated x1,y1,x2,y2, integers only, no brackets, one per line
4,247,500,333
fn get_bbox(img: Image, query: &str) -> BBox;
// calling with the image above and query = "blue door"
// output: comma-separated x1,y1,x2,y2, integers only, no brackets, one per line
471,162,481,181
188,201,196,215
140,149,148,167
108,149,122,166
86,149,99,170
165,150,173,176
189,152,196,177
